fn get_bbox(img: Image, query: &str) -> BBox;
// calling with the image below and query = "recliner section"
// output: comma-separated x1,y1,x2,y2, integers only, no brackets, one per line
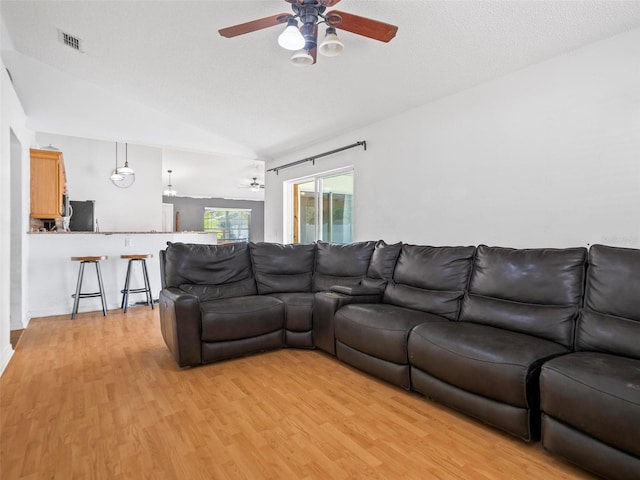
334,244,475,390
408,245,586,441
160,241,286,366
540,244,640,480
249,241,317,348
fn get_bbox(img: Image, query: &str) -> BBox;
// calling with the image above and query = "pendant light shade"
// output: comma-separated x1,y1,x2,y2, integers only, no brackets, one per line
319,27,344,57
278,18,305,51
290,49,313,67
118,164,134,176
110,170,124,182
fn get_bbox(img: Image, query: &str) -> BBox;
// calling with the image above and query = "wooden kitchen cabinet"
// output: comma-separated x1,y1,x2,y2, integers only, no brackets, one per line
30,148,67,219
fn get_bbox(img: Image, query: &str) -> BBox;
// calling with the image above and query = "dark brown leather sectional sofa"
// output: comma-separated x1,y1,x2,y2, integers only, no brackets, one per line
158,240,640,480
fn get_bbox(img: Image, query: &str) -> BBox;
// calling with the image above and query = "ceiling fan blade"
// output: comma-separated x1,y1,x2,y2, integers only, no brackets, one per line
218,13,291,38
329,10,398,43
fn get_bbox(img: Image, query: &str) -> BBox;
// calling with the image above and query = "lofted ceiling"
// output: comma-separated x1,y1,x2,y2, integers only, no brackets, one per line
3,1,640,171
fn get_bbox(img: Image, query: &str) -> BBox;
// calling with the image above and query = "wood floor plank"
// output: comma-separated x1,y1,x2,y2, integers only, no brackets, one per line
1,309,597,479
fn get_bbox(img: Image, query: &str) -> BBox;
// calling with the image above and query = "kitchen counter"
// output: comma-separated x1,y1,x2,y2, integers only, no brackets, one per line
28,231,215,234
28,232,218,318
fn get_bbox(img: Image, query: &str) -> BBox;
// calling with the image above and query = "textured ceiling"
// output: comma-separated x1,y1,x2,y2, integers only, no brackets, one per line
3,0,640,163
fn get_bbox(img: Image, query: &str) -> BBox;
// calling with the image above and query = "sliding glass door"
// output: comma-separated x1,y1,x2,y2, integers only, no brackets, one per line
292,170,353,244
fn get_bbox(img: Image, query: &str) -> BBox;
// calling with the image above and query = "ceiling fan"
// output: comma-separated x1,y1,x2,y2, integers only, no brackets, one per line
241,177,265,192
218,0,398,66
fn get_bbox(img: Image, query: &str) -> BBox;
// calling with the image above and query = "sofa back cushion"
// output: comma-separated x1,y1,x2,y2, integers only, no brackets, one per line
383,245,475,320
460,245,587,347
576,244,640,359
312,240,376,292
249,242,316,294
367,240,402,280
164,242,257,300
361,240,402,290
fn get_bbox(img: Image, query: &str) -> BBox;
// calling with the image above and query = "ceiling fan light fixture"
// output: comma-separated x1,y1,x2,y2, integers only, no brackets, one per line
278,18,305,51
290,48,313,67
249,177,263,192
319,27,344,57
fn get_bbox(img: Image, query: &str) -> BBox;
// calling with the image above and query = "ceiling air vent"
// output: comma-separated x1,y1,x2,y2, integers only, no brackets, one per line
58,30,82,52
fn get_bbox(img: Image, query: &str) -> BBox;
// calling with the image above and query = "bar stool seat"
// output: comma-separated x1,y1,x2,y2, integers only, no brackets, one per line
71,256,108,320
120,254,154,313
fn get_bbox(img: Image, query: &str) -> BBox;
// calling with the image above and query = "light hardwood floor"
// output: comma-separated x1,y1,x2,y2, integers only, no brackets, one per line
1,308,596,480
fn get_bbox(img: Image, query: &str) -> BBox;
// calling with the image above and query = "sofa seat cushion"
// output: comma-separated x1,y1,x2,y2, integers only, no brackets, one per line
335,304,449,365
409,322,569,408
540,352,640,458
200,296,284,342
270,292,315,306
269,292,315,331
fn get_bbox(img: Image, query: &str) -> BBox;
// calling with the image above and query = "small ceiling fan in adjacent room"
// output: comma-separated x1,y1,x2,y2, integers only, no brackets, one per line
240,177,265,192
218,0,398,66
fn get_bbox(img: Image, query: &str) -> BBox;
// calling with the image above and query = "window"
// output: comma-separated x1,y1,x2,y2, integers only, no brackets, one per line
204,208,251,243
289,169,354,244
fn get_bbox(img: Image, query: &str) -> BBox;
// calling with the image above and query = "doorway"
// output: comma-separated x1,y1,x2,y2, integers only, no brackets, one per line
162,203,174,232
291,169,353,244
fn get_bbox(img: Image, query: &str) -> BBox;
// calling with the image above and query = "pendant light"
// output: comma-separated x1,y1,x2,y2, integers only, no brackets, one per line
111,142,135,188
163,169,177,197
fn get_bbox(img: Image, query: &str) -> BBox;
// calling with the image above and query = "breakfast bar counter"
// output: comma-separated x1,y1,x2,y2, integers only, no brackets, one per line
28,231,218,318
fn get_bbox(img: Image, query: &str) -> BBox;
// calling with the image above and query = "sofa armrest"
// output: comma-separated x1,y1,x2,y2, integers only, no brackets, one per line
313,291,382,355
159,287,202,367
330,285,383,296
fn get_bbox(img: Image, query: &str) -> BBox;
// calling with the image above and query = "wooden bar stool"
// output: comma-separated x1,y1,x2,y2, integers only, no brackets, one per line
120,254,154,313
71,256,108,320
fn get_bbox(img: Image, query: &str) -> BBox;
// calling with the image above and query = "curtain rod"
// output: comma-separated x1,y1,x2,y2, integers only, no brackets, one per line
267,140,366,175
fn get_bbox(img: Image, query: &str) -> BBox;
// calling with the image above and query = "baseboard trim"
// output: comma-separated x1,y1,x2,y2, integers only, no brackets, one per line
0,343,15,377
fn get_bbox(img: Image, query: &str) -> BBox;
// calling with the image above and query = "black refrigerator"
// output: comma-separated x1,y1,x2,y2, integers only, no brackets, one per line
69,200,95,232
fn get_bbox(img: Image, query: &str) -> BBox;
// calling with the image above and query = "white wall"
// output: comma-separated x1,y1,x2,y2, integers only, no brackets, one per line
27,232,217,318
36,133,163,232
265,28,640,249
1,55,34,374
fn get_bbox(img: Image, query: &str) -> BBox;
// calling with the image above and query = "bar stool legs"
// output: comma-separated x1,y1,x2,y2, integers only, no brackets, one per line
71,256,108,320
120,254,154,313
